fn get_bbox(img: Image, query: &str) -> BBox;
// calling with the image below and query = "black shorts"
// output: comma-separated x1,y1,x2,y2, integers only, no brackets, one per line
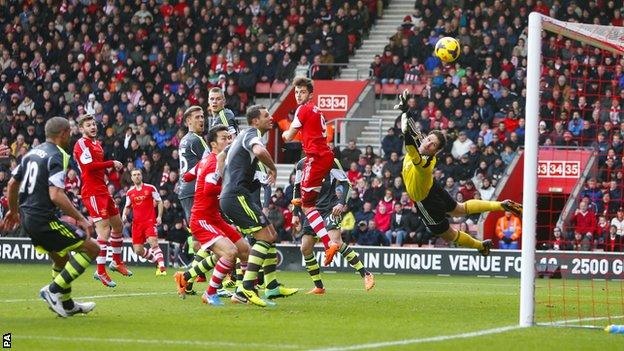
414,181,457,235
21,213,86,257
302,209,341,236
180,197,194,223
220,195,268,236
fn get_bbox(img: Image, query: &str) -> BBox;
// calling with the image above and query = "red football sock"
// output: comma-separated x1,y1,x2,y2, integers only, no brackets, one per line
207,258,233,295
305,209,330,249
96,239,108,274
110,232,123,264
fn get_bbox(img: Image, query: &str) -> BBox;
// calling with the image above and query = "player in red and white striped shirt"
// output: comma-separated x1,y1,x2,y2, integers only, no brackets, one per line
282,77,340,266
122,169,165,276
73,114,131,287
174,125,250,306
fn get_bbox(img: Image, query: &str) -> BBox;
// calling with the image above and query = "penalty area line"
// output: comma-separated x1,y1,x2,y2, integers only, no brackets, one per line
306,325,523,351
19,335,302,350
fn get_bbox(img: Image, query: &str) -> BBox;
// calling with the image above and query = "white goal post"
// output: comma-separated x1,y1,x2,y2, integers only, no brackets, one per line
521,12,624,327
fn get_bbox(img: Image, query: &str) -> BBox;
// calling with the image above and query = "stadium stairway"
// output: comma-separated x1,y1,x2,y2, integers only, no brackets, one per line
339,0,415,80
275,163,294,189
356,109,398,152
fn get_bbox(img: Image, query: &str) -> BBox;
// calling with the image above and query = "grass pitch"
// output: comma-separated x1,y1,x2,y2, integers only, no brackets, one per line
0,264,620,350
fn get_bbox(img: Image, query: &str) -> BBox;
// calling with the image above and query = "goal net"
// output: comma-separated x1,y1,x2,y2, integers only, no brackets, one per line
523,13,624,329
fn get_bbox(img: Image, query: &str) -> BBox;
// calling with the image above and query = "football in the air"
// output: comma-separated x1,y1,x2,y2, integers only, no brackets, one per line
434,36,461,63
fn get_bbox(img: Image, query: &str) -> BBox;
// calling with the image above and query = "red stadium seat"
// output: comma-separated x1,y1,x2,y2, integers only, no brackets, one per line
255,82,271,94
381,84,398,95
271,81,287,94
413,84,425,95
374,83,382,94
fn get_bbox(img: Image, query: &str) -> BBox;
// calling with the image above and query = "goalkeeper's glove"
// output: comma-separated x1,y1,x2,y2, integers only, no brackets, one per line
393,89,410,113
502,236,513,244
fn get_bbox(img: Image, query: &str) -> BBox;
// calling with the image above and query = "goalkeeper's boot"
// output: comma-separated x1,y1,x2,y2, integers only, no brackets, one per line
201,292,224,307
109,261,133,277
66,301,96,316
364,272,375,291
501,200,523,217
323,243,340,266
237,287,268,307
306,287,326,295
174,271,189,298
478,239,493,257
264,284,299,300
93,271,117,288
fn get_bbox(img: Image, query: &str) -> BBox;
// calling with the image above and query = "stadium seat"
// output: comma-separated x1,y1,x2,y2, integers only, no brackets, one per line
413,84,425,95
374,83,382,95
271,81,287,94
381,84,398,95
255,82,271,94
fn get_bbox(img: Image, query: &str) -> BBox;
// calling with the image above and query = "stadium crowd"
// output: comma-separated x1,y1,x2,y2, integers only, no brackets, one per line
0,0,623,253
0,0,377,254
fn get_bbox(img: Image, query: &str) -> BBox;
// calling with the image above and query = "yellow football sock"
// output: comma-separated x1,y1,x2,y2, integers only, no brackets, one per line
464,200,503,214
454,231,483,250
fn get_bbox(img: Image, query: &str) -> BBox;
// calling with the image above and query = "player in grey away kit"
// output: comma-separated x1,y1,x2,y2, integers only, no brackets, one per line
292,157,375,294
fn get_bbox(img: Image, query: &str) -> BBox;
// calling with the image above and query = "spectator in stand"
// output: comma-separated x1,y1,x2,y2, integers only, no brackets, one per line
571,200,597,240
404,206,430,246
380,55,404,86
549,227,569,251
355,201,374,226
571,231,593,251
381,128,402,159
604,225,623,252
385,203,408,246
451,131,474,159
580,178,603,209
355,220,389,246
458,180,477,201
478,178,495,201
347,162,363,186
374,198,392,234
496,210,522,250
341,140,362,168
267,200,288,242
382,152,402,178
610,207,624,236
596,192,617,218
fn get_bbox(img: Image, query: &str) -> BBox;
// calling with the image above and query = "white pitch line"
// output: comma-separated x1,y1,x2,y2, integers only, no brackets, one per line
549,314,624,325
305,325,523,351
19,335,302,350
1,291,172,303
